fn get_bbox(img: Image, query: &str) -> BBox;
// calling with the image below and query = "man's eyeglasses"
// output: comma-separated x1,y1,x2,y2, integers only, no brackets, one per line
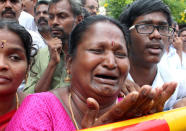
129,24,175,37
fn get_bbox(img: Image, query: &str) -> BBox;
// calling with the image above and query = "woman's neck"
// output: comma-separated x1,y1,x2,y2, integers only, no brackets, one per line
69,88,117,128
0,93,17,116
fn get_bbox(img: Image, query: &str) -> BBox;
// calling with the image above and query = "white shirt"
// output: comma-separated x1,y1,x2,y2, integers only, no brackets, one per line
128,67,186,110
158,45,182,70
182,52,186,70
19,11,38,32
28,30,47,49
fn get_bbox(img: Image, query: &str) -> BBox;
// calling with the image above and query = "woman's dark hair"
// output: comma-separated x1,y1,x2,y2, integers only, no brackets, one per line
119,0,172,28
0,19,33,65
69,15,129,58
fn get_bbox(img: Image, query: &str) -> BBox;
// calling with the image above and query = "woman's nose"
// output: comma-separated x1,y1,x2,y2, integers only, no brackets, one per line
102,52,117,69
0,56,9,71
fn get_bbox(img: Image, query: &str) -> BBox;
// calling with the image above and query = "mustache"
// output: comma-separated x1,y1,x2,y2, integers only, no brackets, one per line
50,26,69,42
50,26,65,33
2,8,16,17
38,17,48,24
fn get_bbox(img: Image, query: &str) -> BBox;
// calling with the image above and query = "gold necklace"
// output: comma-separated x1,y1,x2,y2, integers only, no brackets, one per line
69,93,79,130
16,92,19,109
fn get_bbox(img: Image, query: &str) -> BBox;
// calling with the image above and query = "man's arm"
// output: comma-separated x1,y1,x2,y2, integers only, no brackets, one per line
173,36,183,62
34,38,63,93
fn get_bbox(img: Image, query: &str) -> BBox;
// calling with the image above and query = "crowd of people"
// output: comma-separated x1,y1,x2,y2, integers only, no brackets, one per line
0,0,186,130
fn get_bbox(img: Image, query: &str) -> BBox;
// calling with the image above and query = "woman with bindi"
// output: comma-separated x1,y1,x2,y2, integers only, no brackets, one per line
0,19,34,130
6,15,156,130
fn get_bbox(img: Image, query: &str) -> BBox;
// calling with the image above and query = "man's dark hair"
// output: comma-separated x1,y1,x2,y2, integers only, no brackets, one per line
81,0,99,7
69,15,129,59
49,0,82,17
34,1,49,15
119,0,172,28
178,27,186,37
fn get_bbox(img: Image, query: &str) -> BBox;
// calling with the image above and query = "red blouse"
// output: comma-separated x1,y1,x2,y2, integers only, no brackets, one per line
0,109,16,131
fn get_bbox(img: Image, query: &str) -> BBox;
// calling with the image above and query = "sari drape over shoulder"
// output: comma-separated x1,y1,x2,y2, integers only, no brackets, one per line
6,92,76,131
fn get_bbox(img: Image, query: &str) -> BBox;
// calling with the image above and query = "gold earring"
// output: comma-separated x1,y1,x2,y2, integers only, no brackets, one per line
64,69,71,82
1,40,6,48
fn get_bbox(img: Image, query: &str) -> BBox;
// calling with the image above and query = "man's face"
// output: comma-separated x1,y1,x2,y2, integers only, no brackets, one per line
35,4,49,32
84,0,98,15
180,30,186,47
129,12,169,66
0,0,22,20
48,0,76,40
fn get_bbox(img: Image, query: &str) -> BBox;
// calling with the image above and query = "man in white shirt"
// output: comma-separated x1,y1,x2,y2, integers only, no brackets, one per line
179,27,186,69
158,21,183,70
19,10,38,32
18,0,38,32
34,1,52,44
19,0,38,32
120,0,186,110
158,45,182,70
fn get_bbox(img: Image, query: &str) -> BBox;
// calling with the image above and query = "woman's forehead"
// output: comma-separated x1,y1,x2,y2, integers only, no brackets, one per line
83,22,125,42
0,29,24,49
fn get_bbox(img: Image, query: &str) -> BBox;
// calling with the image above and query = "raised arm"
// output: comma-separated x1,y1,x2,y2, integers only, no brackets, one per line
34,38,63,93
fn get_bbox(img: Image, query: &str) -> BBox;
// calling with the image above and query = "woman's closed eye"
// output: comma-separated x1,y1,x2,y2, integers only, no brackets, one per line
114,52,127,58
88,48,104,54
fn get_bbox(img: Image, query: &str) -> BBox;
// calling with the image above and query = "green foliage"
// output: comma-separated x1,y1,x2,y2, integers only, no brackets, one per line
163,0,186,24
103,0,186,24
103,0,134,19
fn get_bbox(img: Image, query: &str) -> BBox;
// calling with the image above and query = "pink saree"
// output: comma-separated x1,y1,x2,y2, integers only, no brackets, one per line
6,92,76,131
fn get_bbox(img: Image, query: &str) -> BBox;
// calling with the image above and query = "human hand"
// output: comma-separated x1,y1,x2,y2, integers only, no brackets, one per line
123,82,177,114
47,37,62,64
81,82,177,128
173,36,183,52
81,86,156,128
81,92,139,128
119,79,140,97
149,82,177,113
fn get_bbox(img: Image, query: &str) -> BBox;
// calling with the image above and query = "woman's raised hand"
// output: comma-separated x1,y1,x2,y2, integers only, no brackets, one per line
81,82,177,129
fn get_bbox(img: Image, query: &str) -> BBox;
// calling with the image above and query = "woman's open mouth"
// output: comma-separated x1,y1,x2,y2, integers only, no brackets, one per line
94,74,118,86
